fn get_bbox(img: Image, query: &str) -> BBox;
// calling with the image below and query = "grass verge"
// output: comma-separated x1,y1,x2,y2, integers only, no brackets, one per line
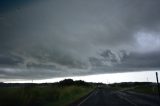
130,85,158,95
0,85,93,106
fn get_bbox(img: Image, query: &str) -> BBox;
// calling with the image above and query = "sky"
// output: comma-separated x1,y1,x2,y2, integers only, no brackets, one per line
3,70,160,84
0,0,160,82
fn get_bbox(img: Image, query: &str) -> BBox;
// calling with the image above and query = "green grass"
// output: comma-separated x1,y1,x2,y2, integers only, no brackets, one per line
130,85,159,95
0,85,93,106
109,83,159,95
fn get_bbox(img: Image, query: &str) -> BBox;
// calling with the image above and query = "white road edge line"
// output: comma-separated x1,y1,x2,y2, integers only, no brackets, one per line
77,89,96,106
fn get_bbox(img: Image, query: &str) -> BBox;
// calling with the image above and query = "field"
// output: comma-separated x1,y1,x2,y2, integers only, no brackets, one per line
0,79,94,106
130,85,159,95
109,82,159,95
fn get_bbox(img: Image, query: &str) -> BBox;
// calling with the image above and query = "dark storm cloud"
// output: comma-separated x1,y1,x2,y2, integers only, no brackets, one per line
0,0,33,13
0,53,23,66
0,0,160,80
117,51,160,68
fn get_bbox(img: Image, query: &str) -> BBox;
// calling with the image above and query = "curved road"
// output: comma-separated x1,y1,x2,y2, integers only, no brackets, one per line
71,87,160,106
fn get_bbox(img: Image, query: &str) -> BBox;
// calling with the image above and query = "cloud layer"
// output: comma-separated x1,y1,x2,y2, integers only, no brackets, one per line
0,0,160,80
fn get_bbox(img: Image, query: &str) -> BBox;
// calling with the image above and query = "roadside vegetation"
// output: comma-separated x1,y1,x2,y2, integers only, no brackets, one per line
0,79,95,106
109,82,159,95
130,85,158,95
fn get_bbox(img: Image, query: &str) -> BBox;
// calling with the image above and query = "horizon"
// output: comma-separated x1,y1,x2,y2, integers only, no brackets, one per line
2,70,160,84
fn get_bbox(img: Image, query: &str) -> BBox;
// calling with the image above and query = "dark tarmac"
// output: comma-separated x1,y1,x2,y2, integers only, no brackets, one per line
72,87,160,106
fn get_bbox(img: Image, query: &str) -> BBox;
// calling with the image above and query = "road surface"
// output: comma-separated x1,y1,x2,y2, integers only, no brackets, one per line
71,87,160,106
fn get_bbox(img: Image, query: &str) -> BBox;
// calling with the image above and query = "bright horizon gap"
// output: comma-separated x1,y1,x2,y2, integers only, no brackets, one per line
2,70,160,84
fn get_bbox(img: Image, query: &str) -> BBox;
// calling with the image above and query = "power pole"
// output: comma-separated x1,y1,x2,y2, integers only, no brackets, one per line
156,72,160,97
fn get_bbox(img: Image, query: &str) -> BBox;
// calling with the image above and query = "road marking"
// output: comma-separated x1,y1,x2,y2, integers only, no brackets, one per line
94,90,98,95
117,92,137,106
77,90,96,106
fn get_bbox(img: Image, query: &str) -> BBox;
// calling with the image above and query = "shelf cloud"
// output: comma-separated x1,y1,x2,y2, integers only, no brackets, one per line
0,0,160,80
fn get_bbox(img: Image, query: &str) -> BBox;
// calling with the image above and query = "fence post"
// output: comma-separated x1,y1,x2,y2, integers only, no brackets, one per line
156,72,160,97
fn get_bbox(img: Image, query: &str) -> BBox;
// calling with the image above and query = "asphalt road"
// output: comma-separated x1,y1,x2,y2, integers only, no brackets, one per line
73,87,160,106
